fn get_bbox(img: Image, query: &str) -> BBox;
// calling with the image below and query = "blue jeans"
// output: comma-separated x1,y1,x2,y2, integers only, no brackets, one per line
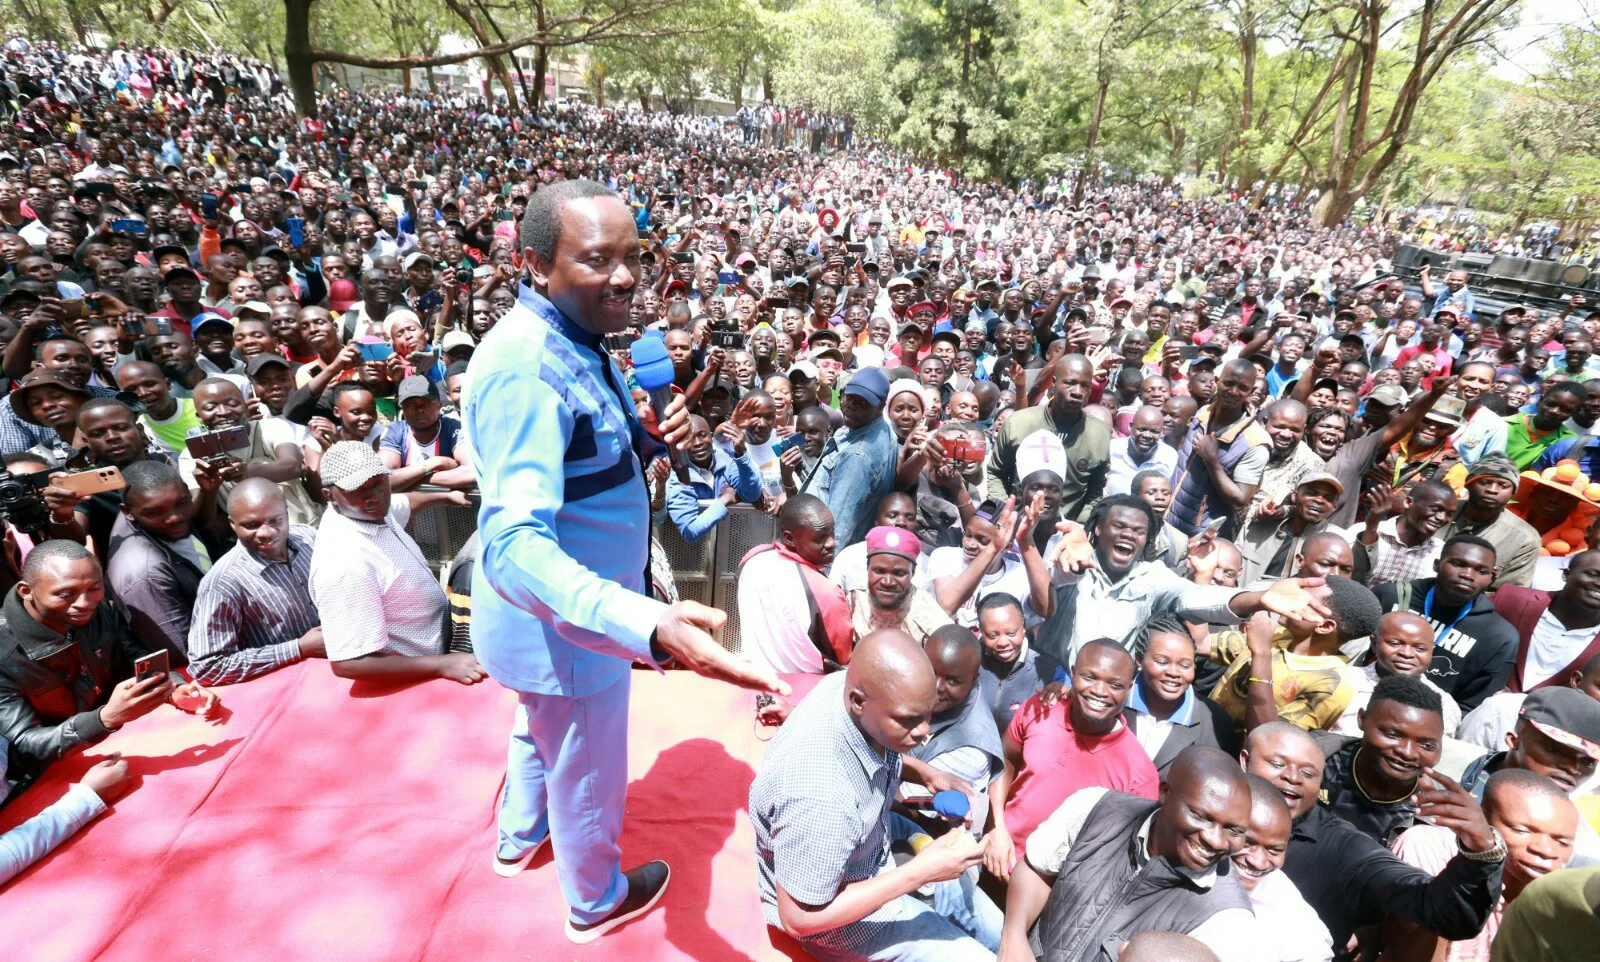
802,815,1001,962
497,674,632,925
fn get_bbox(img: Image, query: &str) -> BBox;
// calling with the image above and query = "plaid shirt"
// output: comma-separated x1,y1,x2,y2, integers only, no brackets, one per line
1360,517,1445,589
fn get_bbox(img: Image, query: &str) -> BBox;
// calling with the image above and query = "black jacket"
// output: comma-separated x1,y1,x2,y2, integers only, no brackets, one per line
1372,578,1518,712
0,588,150,788
1282,805,1502,954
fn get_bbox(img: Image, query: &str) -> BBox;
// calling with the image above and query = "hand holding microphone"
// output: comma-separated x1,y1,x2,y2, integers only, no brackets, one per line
629,335,691,483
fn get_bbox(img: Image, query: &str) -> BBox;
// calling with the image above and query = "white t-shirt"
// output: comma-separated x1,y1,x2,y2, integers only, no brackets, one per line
924,545,1036,628
737,548,826,675
310,497,447,661
1526,609,1599,689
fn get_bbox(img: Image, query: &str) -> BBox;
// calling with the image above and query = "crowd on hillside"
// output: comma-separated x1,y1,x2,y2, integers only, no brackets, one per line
2,32,1600,962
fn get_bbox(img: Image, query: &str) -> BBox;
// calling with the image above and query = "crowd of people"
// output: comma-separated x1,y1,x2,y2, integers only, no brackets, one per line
3,33,1600,962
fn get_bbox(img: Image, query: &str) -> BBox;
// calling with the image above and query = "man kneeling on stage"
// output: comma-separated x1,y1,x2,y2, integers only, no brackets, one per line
749,629,1002,961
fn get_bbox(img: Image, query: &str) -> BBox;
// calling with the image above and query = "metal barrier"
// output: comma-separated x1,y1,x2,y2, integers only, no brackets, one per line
406,491,772,655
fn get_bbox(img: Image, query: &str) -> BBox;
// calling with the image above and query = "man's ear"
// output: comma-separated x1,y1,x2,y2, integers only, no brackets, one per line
522,246,549,289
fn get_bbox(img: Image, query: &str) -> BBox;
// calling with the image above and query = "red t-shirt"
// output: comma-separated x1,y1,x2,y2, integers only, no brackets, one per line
1002,695,1159,849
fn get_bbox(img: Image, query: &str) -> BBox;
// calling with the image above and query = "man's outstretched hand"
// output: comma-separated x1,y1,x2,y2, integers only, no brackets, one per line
654,600,791,696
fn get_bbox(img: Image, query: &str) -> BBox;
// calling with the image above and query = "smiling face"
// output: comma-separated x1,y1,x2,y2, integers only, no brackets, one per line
1093,504,1151,578
1232,792,1292,891
1371,612,1434,678
528,194,641,335
1506,719,1599,794
1139,631,1196,705
978,602,1026,663
1243,726,1325,819
866,552,915,610
1069,643,1136,732
1359,698,1443,787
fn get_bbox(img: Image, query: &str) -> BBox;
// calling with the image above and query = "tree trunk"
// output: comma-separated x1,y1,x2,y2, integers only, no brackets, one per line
533,45,548,108
762,71,773,103
284,0,317,117
1073,70,1111,206
1236,7,1257,188
1313,185,1359,227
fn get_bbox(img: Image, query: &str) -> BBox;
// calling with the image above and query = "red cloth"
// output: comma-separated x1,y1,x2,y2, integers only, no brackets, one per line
0,663,815,962
740,542,853,666
1001,694,1159,850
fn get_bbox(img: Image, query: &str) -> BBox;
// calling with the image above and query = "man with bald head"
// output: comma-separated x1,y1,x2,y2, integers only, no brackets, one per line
1000,745,1265,962
1332,610,1461,736
948,390,980,423
1240,721,1505,955
1107,405,1178,497
985,353,1110,521
1293,530,1355,580
186,479,325,686
750,629,1001,960
904,626,1005,831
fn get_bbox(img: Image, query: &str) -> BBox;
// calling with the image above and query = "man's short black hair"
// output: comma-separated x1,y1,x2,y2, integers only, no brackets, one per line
445,359,470,379
976,591,1022,619
330,381,375,408
1545,380,1588,405
777,493,829,533
1368,673,1442,718
21,538,95,582
122,459,183,499
519,179,616,264
1129,469,1168,498
1324,574,1384,641
1442,533,1497,561
77,397,133,423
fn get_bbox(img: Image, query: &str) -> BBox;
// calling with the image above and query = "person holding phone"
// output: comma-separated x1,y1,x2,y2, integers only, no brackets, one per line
0,539,215,784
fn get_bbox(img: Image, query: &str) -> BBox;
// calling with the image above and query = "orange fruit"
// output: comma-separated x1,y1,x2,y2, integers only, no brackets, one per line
1541,546,1554,556
1547,540,1572,555
1585,483,1600,501
1555,463,1582,483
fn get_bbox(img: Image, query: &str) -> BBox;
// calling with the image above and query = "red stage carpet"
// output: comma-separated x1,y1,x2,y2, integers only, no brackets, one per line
0,663,825,962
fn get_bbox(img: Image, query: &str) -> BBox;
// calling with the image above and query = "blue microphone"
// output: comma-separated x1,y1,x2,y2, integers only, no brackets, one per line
932,790,970,822
629,334,690,483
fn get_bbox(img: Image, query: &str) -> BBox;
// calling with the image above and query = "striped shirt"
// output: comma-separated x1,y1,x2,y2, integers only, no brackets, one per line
186,525,320,685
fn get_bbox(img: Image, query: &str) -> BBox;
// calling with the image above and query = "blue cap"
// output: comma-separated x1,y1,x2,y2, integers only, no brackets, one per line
842,366,889,406
191,312,232,334
932,790,970,821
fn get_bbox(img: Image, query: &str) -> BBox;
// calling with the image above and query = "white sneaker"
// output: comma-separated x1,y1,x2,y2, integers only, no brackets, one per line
491,834,549,878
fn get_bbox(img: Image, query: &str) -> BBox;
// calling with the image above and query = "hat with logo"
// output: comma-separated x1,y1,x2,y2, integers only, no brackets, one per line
1423,393,1467,428
1520,687,1600,761
864,525,918,563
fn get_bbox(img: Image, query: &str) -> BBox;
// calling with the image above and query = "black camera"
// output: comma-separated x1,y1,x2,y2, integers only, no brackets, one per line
0,469,54,535
710,326,744,350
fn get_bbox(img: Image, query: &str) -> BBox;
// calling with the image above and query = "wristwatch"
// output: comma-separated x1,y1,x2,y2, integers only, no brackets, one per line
1458,826,1507,862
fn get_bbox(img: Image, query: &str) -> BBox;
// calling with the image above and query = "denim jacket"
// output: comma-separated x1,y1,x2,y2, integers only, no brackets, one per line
663,446,763,542
813,417,900,547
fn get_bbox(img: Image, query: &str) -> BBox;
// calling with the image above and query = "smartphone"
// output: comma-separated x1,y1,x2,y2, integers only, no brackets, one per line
134,648,170,682
415,289,444,314
710,328,744,350
718,269,740,286
938,435,988,464
1178,343,1199,361
149,317,174,337
845,256,858,269
671,251,693,264
847,243,866,255
199,192,219,220
773,432,805,456
110,219,147,235
1202,515,1228,536
285,216,305,248
768,296,790,310
408,179,427,191
54,466,126,497
603,332,633,354
185,424,251,459
1087,328,1111,346
409,350,437,371
496,210,514,222
358,340,396,362
123,316,145,337
638,226,651,239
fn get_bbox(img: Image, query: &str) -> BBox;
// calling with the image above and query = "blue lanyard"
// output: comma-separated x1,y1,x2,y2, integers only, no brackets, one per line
1422,587,1472,642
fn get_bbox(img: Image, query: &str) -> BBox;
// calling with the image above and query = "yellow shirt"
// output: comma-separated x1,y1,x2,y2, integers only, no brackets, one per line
1209,625,1358,734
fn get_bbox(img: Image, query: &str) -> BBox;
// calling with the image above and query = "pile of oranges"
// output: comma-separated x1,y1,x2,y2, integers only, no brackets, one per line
1527,461,1600,556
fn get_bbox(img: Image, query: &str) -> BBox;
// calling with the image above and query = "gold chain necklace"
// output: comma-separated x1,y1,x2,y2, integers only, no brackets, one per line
1351,746,1418,805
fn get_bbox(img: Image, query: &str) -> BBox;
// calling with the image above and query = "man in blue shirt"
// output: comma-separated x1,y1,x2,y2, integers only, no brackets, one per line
812,367,900,547
463,180,785,944
662,414,763,542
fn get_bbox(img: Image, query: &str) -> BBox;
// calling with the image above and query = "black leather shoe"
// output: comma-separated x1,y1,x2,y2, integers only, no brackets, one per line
564,860,671,944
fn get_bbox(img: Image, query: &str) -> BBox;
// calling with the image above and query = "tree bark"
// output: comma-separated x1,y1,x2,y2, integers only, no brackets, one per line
1073,69,1111,206
284,0,317,117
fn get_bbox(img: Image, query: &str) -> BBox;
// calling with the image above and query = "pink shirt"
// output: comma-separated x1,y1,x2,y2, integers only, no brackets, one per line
1002,695,1159,849
1391,825,1501,961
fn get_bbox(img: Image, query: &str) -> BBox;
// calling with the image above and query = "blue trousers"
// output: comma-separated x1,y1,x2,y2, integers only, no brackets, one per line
497,673,631,925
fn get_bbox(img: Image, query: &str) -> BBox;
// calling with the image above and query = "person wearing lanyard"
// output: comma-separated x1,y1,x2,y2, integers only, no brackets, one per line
462,180,787,944
1371,535,1520,713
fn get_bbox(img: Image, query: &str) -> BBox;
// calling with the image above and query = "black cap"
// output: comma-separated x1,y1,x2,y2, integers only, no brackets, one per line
162,266,200,284
246,354,292,376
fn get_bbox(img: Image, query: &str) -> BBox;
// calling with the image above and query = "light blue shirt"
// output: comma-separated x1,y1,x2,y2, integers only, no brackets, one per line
463,284,667,697
1105,436,1179,497
1450,404,1508,468
1,740,107,885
